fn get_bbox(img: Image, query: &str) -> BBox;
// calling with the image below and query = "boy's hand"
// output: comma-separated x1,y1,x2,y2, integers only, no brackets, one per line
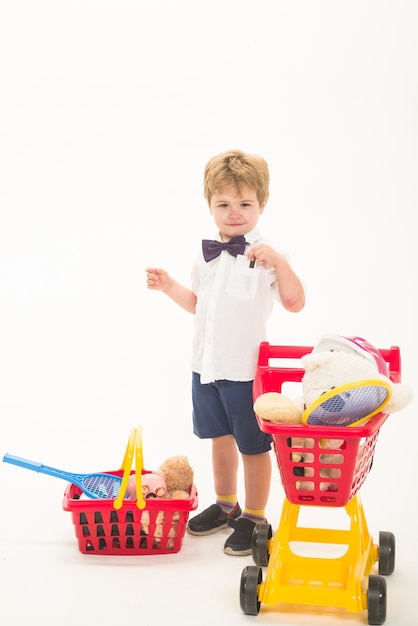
145,267,197,313
248,244,282,267
146,267,171,291
248,245,305,312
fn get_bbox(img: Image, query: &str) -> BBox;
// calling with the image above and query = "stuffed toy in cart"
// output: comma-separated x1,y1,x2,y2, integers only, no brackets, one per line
254,334,413,490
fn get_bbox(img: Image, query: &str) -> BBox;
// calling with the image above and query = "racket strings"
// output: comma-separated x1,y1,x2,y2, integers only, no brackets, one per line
307,384,390,426
82,475,121,498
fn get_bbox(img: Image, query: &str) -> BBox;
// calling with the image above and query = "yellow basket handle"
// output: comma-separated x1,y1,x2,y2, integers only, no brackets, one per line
113,427,136,510
135,426,146,510
113,426,146,510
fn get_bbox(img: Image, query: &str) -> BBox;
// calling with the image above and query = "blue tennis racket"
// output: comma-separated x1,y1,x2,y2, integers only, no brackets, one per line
2,453,123,499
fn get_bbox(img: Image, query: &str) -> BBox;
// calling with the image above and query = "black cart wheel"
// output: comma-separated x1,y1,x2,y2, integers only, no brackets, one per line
240,565,262,615
252,522,273,566
378,531,395,576
367,574,387,625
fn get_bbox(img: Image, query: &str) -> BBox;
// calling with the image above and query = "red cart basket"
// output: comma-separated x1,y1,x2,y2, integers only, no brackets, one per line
63,427,198,555
253,342,401,507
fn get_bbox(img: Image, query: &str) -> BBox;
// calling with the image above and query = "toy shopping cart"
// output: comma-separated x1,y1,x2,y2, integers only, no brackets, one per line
240,342,402,625
63,427,198,555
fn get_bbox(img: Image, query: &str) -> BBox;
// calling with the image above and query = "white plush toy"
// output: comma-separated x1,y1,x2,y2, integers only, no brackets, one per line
253,334,413,491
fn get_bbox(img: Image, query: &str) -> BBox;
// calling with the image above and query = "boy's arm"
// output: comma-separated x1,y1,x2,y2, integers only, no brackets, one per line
272,256,305,313
146,267,197,314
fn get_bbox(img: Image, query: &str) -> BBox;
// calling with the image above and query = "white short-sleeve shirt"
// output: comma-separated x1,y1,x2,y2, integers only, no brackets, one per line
191,227,287,384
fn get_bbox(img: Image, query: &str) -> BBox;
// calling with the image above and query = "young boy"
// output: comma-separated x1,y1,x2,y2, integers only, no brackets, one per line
146,149,305,555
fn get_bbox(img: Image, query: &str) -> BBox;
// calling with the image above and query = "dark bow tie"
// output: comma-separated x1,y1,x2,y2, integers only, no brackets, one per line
202,235,246,262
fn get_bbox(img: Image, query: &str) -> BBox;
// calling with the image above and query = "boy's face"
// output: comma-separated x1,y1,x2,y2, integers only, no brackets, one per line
209,186,266,241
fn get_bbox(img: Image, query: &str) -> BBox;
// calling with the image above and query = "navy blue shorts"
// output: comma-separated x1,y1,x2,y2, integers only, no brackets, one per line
192,372,272,455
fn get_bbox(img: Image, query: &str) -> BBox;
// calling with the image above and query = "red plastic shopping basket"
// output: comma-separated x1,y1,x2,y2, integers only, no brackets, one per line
62,427,198,555
253,342,401,507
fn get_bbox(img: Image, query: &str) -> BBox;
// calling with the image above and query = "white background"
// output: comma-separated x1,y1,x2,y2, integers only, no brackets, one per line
0,1,417,625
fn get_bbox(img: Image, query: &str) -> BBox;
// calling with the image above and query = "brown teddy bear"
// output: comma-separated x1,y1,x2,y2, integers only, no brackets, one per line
155,455,194,499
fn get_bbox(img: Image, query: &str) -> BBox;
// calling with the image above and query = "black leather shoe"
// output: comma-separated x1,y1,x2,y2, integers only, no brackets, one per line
223,517,257,555
187,503,241,536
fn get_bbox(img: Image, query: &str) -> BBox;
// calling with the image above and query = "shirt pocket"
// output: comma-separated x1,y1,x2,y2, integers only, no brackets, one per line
227,263,260,300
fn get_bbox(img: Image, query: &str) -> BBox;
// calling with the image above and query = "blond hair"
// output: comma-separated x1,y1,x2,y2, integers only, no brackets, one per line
203,149,270,205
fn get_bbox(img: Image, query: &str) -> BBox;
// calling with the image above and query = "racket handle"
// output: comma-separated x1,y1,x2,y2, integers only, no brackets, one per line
3,453,42,472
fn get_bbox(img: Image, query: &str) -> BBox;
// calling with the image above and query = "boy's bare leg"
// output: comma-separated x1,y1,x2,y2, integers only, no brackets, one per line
242,451,271,510
212,434,239,495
